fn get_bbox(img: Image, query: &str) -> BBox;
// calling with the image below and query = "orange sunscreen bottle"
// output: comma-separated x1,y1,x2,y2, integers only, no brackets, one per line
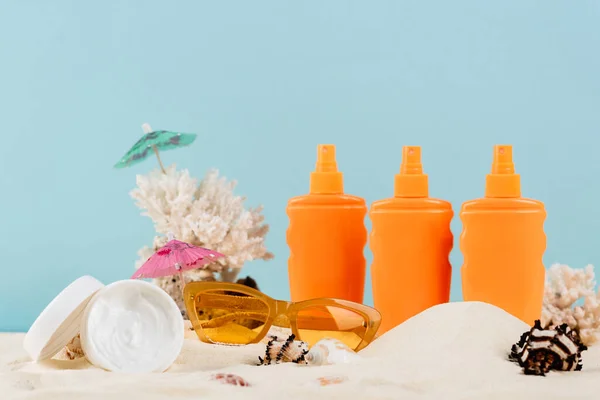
287,144,367,303
369,146,453,334
460,145,546,325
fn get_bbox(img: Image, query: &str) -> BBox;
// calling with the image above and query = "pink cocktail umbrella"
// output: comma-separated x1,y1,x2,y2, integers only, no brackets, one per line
131,234,225,294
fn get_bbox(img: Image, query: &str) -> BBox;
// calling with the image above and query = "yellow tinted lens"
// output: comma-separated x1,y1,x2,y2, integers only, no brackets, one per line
193,289,269,345
296,305,367,350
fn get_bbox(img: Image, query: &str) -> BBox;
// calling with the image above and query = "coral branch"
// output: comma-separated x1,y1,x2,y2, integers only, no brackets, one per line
541,263,600,346
130,164,273,315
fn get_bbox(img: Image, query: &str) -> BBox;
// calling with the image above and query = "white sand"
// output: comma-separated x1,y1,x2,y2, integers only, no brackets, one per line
2,301,599,400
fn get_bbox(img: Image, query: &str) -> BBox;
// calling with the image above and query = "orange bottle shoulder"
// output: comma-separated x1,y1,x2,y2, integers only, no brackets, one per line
461,197,545,213
370,197,452,213
287,193,366,209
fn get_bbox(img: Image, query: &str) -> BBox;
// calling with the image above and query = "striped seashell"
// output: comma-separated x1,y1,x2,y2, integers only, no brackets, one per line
210,373,251,387
258,334,309,365
508,319,588,376
305,338,360,366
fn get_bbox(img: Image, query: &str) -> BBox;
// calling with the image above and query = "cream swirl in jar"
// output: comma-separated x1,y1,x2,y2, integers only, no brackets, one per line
80,280,184,373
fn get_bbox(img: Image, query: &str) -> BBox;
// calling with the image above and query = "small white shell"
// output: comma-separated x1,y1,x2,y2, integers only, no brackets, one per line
305,338,360,366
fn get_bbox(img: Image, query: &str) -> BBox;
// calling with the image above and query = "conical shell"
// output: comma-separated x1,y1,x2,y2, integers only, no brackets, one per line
305,338,360,366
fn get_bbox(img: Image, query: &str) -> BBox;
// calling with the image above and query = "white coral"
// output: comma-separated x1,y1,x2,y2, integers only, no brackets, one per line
130,164,273,313
541,263,600,346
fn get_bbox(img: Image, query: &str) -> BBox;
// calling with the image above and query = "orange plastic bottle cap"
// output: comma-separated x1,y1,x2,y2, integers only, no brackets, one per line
394,146,428,198
485,145,521,198
310,144,344,194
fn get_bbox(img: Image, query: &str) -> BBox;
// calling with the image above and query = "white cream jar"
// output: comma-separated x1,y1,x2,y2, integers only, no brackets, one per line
24,276,184,373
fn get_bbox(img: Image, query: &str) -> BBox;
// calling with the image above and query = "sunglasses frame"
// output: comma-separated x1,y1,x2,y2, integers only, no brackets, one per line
183,281,382,351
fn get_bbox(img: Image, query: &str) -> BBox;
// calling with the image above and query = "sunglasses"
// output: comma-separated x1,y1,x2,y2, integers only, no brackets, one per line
183,282,382,351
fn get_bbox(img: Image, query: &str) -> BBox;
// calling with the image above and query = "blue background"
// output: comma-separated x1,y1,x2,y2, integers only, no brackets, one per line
1,1,599,332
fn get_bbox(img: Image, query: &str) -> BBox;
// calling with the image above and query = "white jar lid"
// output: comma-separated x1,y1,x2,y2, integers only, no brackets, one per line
23,275,105,361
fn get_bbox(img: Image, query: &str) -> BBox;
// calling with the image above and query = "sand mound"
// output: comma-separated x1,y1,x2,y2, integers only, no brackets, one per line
362,301,529,361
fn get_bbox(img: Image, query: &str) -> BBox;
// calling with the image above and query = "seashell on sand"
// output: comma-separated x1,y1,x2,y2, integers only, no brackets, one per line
316,376,348,386
210,373,251,387
258,334,309,365
305,338,360,366
508,319,588,376
56,334,85,360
